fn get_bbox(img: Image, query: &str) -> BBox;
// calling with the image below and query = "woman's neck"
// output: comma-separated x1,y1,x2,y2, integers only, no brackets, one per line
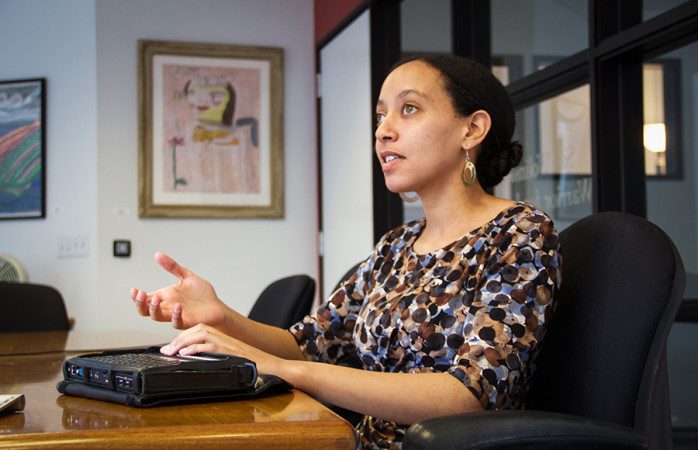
413,183,515,254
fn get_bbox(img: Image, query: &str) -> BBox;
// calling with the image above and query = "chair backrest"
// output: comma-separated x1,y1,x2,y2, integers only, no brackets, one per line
247,275,316,328
526,212,685,448
0,282,72,331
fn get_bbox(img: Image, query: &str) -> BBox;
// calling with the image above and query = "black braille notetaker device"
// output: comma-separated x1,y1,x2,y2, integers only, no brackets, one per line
57,347,291,407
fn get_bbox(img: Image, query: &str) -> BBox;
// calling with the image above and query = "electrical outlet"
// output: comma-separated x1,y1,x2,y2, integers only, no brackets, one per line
57,235,90,258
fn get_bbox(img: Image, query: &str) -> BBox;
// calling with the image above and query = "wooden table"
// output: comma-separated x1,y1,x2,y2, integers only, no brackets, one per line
0,332,356,449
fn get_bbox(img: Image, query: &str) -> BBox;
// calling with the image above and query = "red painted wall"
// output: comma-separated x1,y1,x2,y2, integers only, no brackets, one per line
315,0,365,45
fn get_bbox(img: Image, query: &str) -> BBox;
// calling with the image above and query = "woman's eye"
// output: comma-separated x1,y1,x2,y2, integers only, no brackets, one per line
375,113,385,125
402,104,417,115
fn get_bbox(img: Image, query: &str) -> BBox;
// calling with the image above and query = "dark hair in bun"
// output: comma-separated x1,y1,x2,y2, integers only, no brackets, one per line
391,54,523,188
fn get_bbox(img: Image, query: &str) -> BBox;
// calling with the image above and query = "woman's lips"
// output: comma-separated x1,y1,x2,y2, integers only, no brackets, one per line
381,154,404,171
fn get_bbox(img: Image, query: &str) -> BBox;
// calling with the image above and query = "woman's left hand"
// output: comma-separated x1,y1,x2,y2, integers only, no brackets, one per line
160,323,284,376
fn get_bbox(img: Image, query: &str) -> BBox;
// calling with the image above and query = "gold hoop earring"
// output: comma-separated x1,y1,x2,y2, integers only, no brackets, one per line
462,149,477,187
399,191,420,203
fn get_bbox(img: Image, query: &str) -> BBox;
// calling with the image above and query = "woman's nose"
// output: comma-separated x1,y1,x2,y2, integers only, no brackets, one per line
375,116,397,142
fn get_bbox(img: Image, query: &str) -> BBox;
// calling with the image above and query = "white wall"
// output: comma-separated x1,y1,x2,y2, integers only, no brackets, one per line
319,11,373,299
0,0,318,333
0,0,100,323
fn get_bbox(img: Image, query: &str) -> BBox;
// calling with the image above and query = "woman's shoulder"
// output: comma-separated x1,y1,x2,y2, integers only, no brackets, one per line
499,200,548,219
497,201,555,227
499,201,559,251
377,217,425,247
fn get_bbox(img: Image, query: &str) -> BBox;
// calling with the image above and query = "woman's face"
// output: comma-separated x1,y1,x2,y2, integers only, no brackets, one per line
375,60,468,196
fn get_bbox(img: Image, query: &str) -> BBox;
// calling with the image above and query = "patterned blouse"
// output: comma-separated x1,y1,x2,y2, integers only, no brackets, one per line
290,202,562,449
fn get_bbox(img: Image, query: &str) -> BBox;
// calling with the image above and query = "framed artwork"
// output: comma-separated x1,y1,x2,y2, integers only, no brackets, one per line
0,78,46,220
138,40,284,218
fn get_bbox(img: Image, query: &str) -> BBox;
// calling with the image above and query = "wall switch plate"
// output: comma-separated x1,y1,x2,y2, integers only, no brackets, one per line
57,235,90,259
113,240,131,257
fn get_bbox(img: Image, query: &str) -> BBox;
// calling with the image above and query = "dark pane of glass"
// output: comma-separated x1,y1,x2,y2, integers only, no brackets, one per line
400,0,452,54
645,40,697,300
644,39,698,431
643,0,690,21
491,0,588,84
495,85,592,230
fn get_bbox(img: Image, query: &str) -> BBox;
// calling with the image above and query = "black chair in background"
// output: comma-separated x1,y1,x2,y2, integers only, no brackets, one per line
404,211,685,450
0,282,72,332
247,275,316,329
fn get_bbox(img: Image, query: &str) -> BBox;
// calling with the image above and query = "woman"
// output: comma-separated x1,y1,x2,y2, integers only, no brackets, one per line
130,54,561,449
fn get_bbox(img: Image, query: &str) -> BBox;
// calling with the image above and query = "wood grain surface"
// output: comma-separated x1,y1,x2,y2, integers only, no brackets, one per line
0,333,356,449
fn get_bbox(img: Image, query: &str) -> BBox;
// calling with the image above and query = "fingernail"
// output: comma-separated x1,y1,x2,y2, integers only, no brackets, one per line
161,345,171,354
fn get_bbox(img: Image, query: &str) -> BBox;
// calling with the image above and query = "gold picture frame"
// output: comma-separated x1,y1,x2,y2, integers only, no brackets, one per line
138,39,283,218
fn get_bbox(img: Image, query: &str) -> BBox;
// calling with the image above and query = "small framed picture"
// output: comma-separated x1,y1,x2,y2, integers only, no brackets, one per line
0,78,46,219
138,40,284,218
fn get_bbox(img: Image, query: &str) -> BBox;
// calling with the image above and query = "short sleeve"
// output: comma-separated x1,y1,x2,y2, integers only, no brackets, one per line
289,251,378,364
446,210,561,409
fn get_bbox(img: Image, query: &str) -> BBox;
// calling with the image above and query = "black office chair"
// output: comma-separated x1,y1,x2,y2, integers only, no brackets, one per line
403,211,685,449
0,282,73,331
247,275,316,329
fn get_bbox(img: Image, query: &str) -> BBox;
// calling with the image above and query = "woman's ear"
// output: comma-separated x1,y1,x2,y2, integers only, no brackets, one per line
461,110,492,151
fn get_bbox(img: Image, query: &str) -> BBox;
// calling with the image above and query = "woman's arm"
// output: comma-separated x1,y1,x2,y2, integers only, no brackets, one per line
282,359,483,424
129,252,305,361
222,308,306,361
161,323,483,425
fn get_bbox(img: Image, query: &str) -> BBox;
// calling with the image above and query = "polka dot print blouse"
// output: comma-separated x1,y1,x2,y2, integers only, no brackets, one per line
290,202,562,449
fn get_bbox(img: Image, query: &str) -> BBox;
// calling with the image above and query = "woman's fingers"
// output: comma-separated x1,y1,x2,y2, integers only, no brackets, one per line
132,288,151,316
155,252,192,282
131,287,175,322
161,325,229,356
160,326,201,355
171,303,184,329
178,343,214,356
158,325,275,375
149,294,170,321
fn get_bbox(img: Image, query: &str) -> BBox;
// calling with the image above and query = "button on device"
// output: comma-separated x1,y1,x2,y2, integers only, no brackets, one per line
115,374,134,391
